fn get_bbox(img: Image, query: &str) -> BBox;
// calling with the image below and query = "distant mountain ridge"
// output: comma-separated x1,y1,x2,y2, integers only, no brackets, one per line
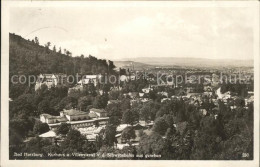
115,57,253,68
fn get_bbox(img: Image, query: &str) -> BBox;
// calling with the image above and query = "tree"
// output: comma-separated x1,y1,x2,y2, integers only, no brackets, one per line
9,93,37,118
139,132,166,155
24,137,52,155
104,125,117,147
106,103,121,117
93,95,108,109
120,98,131,111
190,131,218,160
108,60,116,73
153,117,169,135
148,90,157,101
45,42,51,49
35,37,39,44
177,108,186,123
122,126,136,144
42,145,61,155
234,97,245,108
122,110,134,125
61,129,86,153
37,99,51,115
33,121,50,135
165,127,175,139
53,45,56,52
82,141,97,154
163,114,174,128
140,105,151,123
66,50,72,56
108,116,121,126
131,107,140,122
56,96,77,111
86,83,97,96
68,89,84,99
78,96,93,111
109,90,120,100
155,106,166,118
56,123,70,135
58,47,62,53
10,118,33,144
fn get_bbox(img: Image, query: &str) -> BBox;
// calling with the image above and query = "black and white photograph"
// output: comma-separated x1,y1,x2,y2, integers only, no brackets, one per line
1,1,259,166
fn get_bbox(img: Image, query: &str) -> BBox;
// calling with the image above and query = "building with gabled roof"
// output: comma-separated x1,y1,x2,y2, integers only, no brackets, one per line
89,108,107,118
40,114,67,124
35,73,67,90
78,74,102,86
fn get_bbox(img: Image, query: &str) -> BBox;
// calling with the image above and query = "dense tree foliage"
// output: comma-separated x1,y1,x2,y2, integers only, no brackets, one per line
33,121,50,135
9,33,254,160
121,127,136,144
55,123,70,135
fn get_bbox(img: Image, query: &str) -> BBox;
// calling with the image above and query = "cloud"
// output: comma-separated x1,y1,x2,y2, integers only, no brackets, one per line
10,6,255,60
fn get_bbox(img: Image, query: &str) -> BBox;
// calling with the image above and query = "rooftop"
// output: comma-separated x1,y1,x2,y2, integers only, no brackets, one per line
90,108,106,113
89,112,98,118
41,114,67,122
39,130,57,138
62,109,88,116
82,75,101,79
41,114,54,119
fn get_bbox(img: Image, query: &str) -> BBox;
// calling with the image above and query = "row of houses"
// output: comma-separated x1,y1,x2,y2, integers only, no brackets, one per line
35,73,102,91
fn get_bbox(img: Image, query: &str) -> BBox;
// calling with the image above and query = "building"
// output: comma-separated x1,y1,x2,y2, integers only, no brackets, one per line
89,108,107,118
107,100,121,105
142,85,153,93
78,75,102,86
204,86,213,92
40,114,67,124
39,130,57,138
35,73,67,90
40,109,89,124
161,98,171,103
123,92,138,99
40,108,108,129
78,126,106,141
158,91,169,97
60,109,90,121
68,85,84,94
199,109,208,116
39,130,58,144
119,75,129,82
68,118,108,129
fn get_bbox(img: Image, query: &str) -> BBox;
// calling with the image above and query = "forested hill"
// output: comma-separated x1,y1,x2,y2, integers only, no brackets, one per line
9,33,116,99
9,33,116,77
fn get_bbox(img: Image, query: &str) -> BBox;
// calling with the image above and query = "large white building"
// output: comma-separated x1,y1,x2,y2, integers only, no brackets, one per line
78,75,102,86
35,73,67,90
40,108,108,129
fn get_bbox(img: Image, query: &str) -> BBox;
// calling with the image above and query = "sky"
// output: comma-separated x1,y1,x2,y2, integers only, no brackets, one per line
9,4,255,60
